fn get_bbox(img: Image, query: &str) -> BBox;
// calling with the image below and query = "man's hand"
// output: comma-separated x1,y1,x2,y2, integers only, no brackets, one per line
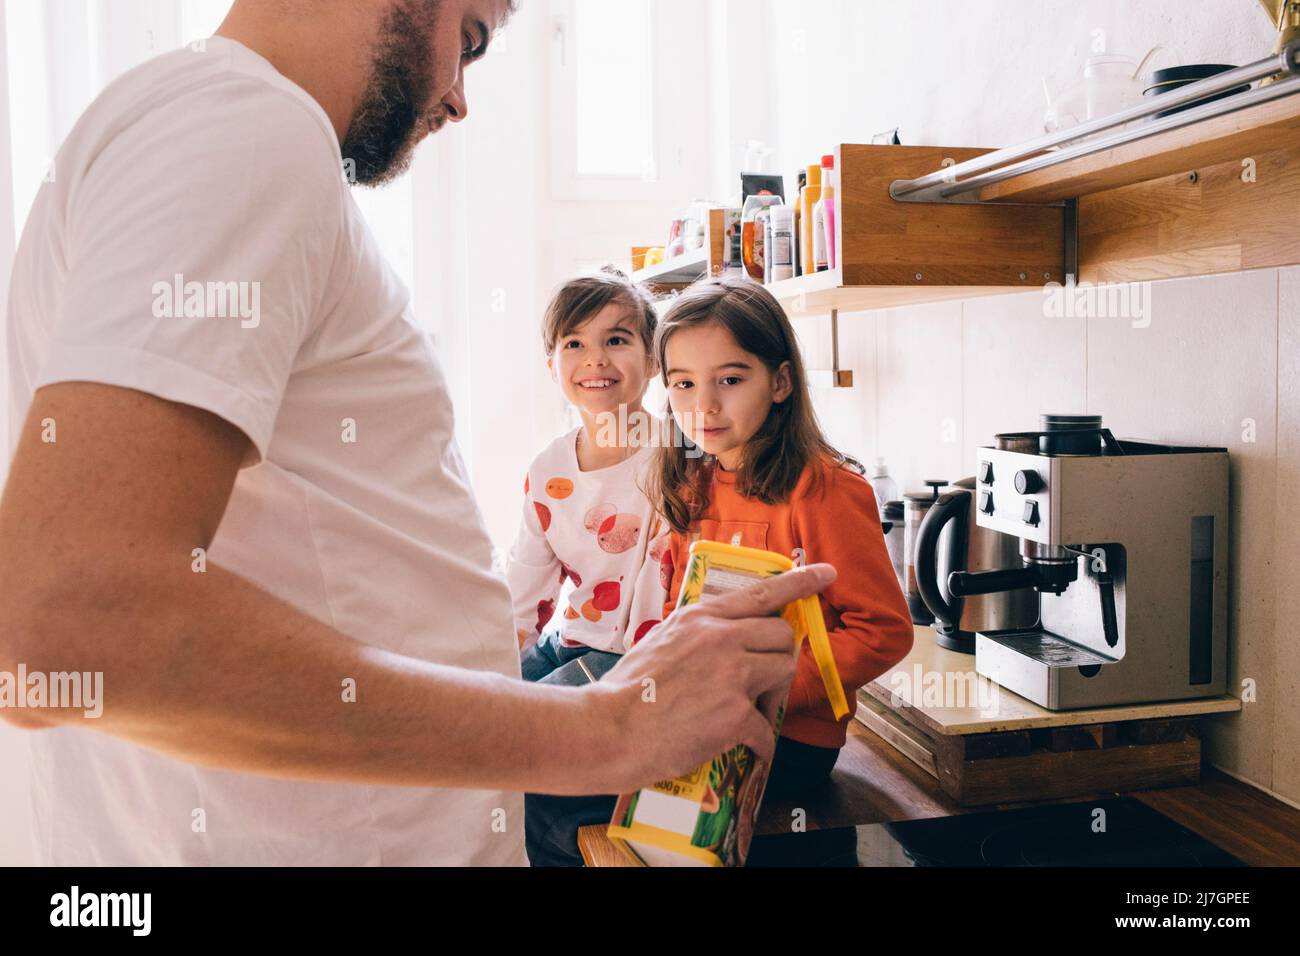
589,564,837,793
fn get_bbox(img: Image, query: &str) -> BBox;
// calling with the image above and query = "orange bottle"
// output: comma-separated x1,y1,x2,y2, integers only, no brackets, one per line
799,163,823,277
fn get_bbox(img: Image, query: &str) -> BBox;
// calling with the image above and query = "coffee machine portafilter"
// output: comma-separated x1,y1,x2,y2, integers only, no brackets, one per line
946,422,1229,710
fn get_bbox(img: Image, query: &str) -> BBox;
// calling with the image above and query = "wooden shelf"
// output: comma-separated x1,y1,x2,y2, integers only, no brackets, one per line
761,143,1068,317
867,628,1241,737
630,208,726,294
853,628,1242,806
630,247,709,287
768,269,1032,318
771,91,1300,309
980,90,1300,204
627,85,1300,313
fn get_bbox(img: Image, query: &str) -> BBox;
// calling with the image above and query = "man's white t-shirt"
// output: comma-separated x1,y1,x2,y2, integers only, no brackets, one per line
5,37,525,866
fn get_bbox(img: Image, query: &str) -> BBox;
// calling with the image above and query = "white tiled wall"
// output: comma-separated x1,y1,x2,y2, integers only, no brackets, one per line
1274,266,1299,804
962,290,1087,460
1087,271,1279,784
805,268,1294,805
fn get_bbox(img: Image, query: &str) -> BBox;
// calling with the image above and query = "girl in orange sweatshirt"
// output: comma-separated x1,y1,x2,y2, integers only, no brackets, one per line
639,275,914,797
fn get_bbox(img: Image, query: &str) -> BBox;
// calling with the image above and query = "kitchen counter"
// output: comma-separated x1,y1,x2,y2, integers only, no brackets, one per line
866,628,1241,736
582,727,1298,865
752,717,1300,867
753,627,1291,864
580,629,1295,866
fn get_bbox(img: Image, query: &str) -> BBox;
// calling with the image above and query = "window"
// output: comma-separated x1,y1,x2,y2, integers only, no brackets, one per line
5,0,235,234
548,0,703,201
4,1,415,292
574,0,654,177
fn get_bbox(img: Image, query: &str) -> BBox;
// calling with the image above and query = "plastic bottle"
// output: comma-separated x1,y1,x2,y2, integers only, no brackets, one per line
811,154,834,273
882,500,906,595
792,170,806,277
761,208,774,284
723,208,744,277
741,195,781,282
868,458,898,517
770,205,795,282
799,163,823,277
821,155,838,270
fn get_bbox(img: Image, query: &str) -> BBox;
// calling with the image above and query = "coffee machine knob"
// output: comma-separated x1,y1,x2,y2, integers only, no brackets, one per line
978,461,994,485
1014,469,1044,495
979,491,995,514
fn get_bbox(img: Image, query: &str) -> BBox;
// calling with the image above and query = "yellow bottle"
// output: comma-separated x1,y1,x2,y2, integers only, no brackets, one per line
799,163,823,278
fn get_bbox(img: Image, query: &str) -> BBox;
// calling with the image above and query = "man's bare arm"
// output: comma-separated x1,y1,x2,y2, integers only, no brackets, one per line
0,383,831,795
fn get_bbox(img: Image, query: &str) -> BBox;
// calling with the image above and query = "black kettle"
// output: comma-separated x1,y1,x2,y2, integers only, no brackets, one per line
913,477,1038,654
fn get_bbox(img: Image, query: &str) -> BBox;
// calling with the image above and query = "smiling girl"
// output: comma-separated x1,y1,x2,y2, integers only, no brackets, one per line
511,269,685,866
643,276,913,795
506,268,669,684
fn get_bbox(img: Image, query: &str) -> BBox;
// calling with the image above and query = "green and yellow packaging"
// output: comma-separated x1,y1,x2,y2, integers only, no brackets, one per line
607,541,848,867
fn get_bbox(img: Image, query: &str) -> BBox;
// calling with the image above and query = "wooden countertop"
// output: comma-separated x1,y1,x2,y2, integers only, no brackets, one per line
867,627,1241,736
583,628,1289,867
750,721,1300,867
583,720,1299,867
756,629,1286,863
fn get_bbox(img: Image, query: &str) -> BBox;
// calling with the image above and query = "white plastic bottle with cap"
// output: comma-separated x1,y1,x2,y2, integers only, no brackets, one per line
811,154,835,273
770,205,795,282
868,458,898,517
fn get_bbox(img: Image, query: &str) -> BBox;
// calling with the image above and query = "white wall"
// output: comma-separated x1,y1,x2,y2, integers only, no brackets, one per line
754,0,1295,805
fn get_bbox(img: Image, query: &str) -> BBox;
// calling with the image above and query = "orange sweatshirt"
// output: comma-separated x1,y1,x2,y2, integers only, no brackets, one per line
662,456,914,749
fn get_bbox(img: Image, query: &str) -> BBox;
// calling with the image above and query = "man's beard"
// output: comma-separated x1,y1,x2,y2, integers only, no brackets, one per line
341,3,446,187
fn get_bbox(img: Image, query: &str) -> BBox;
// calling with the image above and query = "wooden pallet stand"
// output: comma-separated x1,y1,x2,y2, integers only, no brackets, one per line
857,630,1241,806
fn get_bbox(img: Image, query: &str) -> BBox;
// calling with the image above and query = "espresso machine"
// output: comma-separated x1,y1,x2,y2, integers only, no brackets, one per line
948,416,1229,710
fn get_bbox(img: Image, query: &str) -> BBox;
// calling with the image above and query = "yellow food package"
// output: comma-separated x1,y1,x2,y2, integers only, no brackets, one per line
607,540,847,866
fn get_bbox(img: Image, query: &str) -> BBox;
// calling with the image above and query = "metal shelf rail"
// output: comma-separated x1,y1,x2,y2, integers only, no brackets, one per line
890,41,1300,206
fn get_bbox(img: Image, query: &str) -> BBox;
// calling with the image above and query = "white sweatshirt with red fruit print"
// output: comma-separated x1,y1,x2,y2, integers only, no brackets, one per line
506,426,671,655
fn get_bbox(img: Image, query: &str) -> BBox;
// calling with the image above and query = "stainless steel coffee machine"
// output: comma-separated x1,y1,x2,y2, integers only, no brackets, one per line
948,416,1229,710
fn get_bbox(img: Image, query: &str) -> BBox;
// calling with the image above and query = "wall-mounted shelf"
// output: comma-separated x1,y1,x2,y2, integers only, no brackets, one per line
767,268,1037,318
630,208,857,387
631,208,725,295
622,56,1300,375
743,69,1300,315
631,246,710,287
979,85,1300,204
888,45,1300,285
771,142,1070,318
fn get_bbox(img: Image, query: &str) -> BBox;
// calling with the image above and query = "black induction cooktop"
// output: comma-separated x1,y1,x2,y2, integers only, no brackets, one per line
746,797,1244,867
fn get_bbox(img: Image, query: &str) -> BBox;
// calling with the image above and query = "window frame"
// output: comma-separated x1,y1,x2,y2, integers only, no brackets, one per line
547,0,696,202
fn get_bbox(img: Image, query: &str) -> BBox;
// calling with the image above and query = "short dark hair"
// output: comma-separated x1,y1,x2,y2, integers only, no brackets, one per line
541,267,657,357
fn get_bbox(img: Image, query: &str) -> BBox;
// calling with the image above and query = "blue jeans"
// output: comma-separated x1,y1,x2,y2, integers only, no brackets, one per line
520,629,621,684
520,630,623,865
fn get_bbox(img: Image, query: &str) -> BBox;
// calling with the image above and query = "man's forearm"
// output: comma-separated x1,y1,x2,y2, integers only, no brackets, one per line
1,555,631,796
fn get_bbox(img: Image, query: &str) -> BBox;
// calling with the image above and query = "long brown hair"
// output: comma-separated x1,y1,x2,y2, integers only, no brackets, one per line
646,277,862,534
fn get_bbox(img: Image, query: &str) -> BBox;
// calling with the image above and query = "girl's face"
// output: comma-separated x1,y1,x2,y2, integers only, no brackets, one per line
549,304,656,421
663,321,791,471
